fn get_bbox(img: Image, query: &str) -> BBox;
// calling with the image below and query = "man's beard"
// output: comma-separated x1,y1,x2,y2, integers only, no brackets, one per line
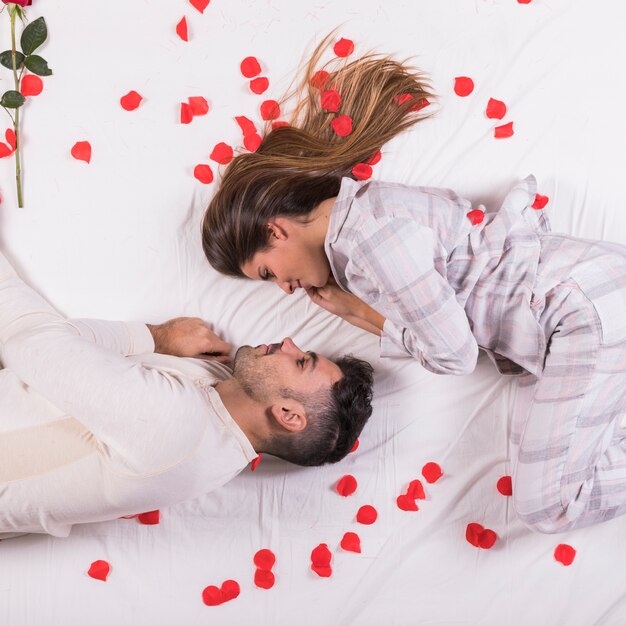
232,345,280,403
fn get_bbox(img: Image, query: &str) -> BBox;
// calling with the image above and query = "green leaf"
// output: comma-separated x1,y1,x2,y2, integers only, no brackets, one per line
20,17,48,56
0,50,25,71
1,90,26,109
24,55,52,76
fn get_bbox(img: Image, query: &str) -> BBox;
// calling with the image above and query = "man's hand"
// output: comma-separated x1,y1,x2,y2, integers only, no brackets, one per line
147,317,232,363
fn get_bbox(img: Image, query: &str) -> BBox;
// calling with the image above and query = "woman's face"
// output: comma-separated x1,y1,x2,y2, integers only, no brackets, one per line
240,219,331,294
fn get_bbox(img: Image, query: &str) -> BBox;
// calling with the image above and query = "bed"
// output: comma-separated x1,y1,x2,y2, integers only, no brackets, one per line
1,0,625,624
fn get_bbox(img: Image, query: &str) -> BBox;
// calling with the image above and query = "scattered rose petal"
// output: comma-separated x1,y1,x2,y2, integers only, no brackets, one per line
250,77,269,95
272,121,289,129
366,150,381,165
494,121,514,139
454,76,474,97
210,142,233,165
396,494,419,511
260,99,280,120
176,17,188,41
465,523,483,547
407,479,425,500
253,548,276,570
478,529,497,549
71,141,91,164
190,0,210,13
394,93,413,107
411,98,430,112
336,474,358,497
352,163,372,181
240,56,262,78
254,569,275,589
311,564,332,578
235,116,257,136
180,102,193,124
350,438,359,453
532,193,549,209
88,560,110,582
466,209,485,225
311,543,332,567
422,462,443,484
486,98,506,120
334,38,354,57
20,74,43,97
220,579,240,602
310,70,330,90
340,532,361,553
250,454,262,471
496,475,513,496
0,143,12,158
188,96,209,116
331,114,353,137
356,505,378,525
517,0,532,3
120,90,142,111
5,128,16,151
202,585,222,606
466,523,497,549
394,94,430,112
244,133,262,152
138,510,160,525
554,543,576,566
194,164,214,184
321,89,341,113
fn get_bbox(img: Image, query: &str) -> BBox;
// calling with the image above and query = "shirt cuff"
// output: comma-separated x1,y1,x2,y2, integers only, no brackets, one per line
379,318,412,358
127,321,155,355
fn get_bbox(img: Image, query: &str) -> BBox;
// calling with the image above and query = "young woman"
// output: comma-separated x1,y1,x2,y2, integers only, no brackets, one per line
201,34,626,533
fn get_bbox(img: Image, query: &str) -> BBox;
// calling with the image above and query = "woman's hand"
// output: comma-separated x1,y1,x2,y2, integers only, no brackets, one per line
306,278,385,336
147,317,232,363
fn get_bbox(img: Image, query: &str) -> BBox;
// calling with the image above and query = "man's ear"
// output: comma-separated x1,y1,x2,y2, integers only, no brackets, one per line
270,401,307,433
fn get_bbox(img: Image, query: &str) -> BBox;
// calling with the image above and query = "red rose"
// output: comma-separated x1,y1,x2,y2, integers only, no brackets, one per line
2,0,33,6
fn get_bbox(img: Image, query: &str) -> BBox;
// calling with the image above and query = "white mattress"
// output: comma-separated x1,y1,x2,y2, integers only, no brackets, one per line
1,1,626,624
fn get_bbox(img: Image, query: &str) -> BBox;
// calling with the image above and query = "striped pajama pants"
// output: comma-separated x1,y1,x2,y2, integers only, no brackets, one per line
511,234,626,533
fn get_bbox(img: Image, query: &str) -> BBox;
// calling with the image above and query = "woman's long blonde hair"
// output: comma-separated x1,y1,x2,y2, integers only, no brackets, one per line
202,31,435,277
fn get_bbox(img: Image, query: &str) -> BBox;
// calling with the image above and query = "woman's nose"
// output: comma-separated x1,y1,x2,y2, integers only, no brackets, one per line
278,281,294,294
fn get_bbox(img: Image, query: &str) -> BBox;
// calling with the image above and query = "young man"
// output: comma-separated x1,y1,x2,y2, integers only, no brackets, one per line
0,252,373,539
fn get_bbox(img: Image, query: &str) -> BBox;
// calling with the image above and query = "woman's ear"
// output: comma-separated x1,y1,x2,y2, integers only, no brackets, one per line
270,402,307,433
267,220,289,241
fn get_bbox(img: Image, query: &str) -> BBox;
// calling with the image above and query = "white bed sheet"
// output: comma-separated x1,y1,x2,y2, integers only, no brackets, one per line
1,1,626,624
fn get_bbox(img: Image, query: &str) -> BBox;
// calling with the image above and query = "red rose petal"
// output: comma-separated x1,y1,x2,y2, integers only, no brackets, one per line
340,531,361,553
220,579,240,602
407,479,425,500
486,98,507,120
88,560,110,581
240,56,262,78
454,76,474,97
411,98,431,112
396,494,419,512
366,150,381,165
311,564,333,578
394,93,413,107
202,585,223,606
253,548,276,570
321,89,341,113
194,164,214,184
250,77,269,95
272,121,289,129
331,114,353,137
532,193,549,209
310,70,330,90
466,209,485,225
465,523,483,547
336,474,358,497
250,454,262,471
20,74,43,97
352,163,372,181
517,0,532,3
188,96,209,116
254,568,275,589
137,510,160,525
478,528,497,549
176,17,188,42
494,121,514,139
243,133,262,152
71,141,91,164
190,0,210,13
120,90,142,111
311,543,332,567
180,102,193,124
0,143,12,158
260,99,280,121
210,142,234,165
334,38,354,58
350,438,360,453
554,543,576,566
496,475,513,496
356,505,378,525
5,128,16,151
235,116,257,136
421,462,443,484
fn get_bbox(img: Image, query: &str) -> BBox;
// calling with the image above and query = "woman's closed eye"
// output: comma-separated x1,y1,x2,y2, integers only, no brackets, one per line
261,269,275,281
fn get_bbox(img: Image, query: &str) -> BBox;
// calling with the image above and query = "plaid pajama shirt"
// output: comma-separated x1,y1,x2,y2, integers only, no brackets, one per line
326,175,626,532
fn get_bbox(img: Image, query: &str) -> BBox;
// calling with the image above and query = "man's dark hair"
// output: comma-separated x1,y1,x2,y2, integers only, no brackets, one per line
263,355,374,466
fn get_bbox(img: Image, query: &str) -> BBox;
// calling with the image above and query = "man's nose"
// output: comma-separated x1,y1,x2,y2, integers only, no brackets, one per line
280,337,304,355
